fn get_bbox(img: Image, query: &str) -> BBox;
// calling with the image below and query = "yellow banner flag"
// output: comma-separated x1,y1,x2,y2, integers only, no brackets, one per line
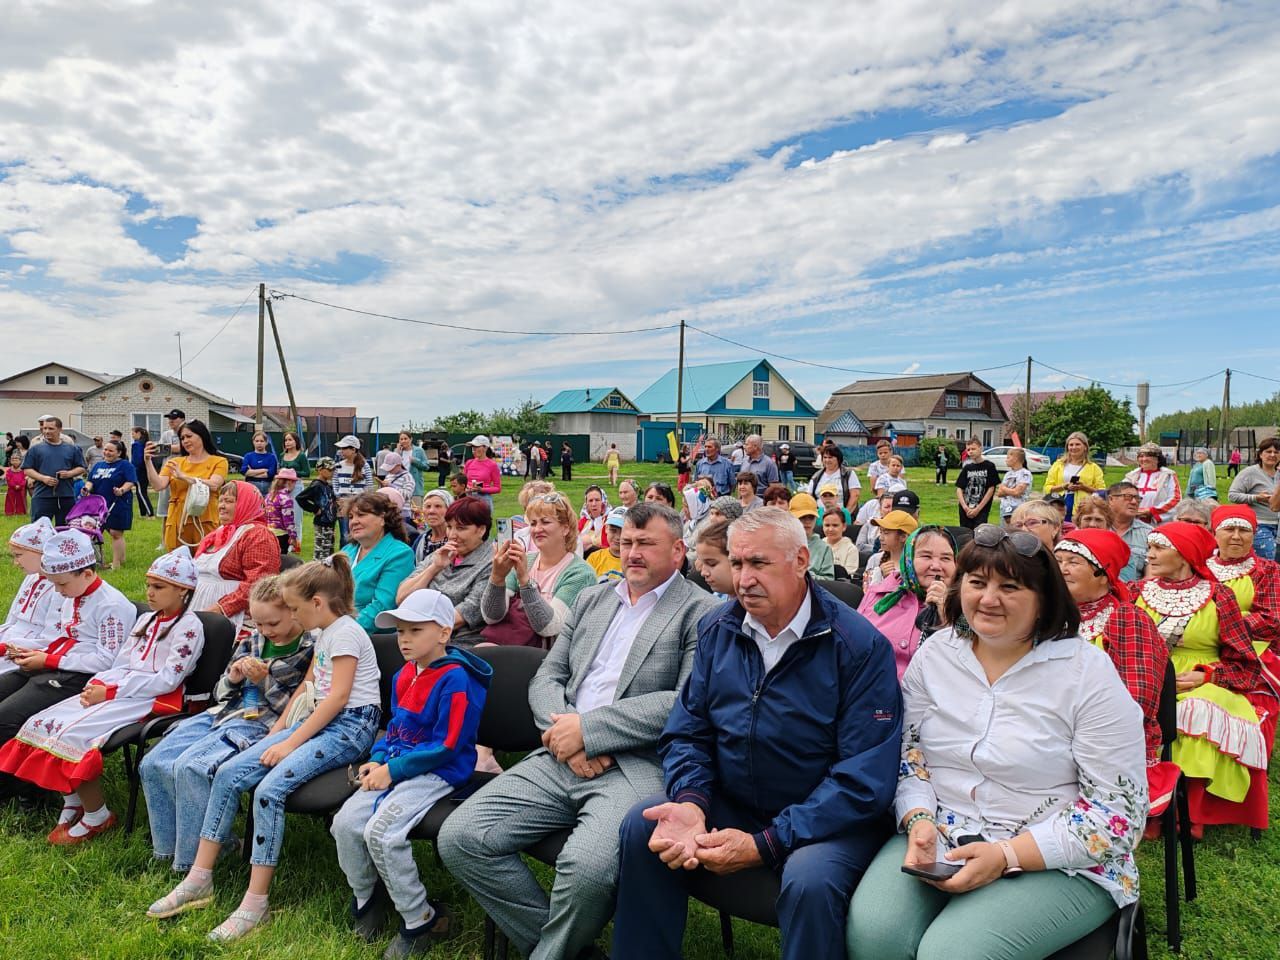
667,431,679,462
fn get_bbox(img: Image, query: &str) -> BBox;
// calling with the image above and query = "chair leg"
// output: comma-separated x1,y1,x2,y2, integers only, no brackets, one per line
719,910,735,958
497,929,510,959
1175,778,1196,902
121,743,139,835
1250,827,1263,842
242,797,255,865
1162,804,1180,953
483,916,495,960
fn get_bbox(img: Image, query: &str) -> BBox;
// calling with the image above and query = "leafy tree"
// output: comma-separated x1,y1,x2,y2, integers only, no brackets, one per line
1030,384,1136,453
431,409,488,435
489,398,553,437
724,418,756,443
1148,391,1280,436
919,437,960,467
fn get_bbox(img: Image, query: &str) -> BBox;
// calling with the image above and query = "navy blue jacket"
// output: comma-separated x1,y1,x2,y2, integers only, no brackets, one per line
659,579,902,868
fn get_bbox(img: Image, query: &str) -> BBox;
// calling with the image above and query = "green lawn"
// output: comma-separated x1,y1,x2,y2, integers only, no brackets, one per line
0,463,1276,959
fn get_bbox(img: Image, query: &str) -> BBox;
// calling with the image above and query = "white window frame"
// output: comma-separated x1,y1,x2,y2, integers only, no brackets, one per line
45,375,55,385
132,412,163,437
955,429,966,441
945,394,959,409
964,394,982,410
752,380,770,399
794,425,806,442
982,429,994,447
777,425,789,441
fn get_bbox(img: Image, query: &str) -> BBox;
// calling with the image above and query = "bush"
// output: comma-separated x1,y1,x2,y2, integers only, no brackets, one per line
920,437,960,468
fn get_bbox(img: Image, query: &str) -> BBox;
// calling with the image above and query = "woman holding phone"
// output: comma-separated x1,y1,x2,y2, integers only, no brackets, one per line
846,525,1146,960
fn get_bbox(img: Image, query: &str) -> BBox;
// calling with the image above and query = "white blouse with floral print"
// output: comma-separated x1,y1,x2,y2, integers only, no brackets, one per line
896,626,1147,906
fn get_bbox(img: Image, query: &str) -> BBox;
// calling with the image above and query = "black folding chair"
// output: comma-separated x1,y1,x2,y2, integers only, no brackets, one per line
116,611,238,833
1154,659,1196,951
815,578,863,610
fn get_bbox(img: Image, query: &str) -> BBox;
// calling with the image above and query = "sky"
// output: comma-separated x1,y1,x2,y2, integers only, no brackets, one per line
2,0,1278,428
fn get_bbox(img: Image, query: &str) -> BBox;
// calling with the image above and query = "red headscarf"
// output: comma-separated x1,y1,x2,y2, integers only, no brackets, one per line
1056,528,1129,598
1211,503,1257,533
1150,520,1217,580
195,480,267,557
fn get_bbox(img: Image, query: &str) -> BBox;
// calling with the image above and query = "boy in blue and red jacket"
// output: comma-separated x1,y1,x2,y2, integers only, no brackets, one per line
330,588,491,957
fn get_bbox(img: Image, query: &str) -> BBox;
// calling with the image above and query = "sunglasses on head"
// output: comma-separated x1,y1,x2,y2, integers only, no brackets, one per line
536,494,568,505
972,524,1042,557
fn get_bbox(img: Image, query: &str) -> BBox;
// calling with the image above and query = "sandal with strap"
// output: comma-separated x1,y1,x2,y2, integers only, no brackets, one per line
208,907,270,943
147,878,215,919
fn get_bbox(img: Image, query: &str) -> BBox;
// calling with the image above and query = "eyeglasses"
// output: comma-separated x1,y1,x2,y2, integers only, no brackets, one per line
1109,493,1140,502
972,524,1042,557
1010,518,1051,530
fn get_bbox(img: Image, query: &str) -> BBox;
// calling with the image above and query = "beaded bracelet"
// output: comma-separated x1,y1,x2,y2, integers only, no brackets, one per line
904,810,936,834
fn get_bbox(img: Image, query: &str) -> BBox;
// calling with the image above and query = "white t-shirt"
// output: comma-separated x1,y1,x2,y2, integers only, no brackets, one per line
874,474,907,494
312,615,381,708
867,460,890,483
1000,468,1034,517
811,467,860,500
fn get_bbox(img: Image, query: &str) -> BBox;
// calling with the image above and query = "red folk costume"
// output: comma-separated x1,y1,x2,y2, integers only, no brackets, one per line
1056,529,1172,809
1209,504,1280,698
1134,521,1271,830
0,548,204,793
191,481,281,637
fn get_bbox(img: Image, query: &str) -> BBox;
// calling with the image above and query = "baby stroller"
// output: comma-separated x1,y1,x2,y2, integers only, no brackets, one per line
60,494,109,568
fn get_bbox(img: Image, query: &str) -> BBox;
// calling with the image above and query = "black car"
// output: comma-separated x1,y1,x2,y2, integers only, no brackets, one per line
762,441,817,482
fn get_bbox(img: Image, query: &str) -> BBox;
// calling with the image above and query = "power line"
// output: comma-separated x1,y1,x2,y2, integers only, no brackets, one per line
1032,360,1227,391
168,287,257,377
269,290,682,337
685,323,1026,377
1234,368,1280,385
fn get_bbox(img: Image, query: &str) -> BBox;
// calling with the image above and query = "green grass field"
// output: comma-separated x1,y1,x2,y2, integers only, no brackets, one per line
0,463,1276,959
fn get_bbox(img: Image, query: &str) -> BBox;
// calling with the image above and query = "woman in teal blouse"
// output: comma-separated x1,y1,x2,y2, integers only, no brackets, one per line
341,490,416,632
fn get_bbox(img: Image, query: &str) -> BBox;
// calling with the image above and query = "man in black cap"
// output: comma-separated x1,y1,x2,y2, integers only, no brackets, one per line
890,488,920,517
156,410,185,521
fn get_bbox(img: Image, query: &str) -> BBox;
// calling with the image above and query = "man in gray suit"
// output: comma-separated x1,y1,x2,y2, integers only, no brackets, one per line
438,503,717,960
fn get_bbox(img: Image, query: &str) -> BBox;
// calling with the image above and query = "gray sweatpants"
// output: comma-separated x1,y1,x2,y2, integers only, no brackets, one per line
331,773,454,926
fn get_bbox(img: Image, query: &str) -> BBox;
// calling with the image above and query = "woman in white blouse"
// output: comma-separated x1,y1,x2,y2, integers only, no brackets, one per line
847,524,1146,960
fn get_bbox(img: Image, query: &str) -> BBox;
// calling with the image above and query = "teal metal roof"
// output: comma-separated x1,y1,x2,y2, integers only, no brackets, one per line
540,387,638,414
635,359,817,416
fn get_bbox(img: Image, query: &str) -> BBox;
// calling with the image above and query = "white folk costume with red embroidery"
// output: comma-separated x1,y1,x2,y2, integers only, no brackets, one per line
0,518,61,672
1123,465,1181,522
0,609,205,793
36,577,136,676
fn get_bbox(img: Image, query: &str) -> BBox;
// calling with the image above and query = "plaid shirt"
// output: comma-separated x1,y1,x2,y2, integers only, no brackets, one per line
1245,558,1280,651
1081,594,1168,766
211,628,316,726
210,524,283,617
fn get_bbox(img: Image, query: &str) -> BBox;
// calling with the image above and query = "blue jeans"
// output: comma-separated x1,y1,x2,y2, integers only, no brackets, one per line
199,705,379,867
140,711,269,871
1255,524,1278,561
781,470,795,491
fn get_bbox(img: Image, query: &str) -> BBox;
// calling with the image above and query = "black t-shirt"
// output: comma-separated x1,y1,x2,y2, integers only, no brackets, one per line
956,460,1001,509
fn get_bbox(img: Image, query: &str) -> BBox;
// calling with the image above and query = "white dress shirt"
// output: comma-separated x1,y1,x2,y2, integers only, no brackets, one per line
896,626,1146,905
741,589,812,674
575,570,679,714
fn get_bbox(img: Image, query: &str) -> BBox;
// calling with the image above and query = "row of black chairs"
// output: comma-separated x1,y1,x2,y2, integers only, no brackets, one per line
94,579,1166,958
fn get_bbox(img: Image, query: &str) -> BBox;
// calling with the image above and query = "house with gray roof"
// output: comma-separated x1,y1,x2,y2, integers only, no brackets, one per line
818,372,1010,449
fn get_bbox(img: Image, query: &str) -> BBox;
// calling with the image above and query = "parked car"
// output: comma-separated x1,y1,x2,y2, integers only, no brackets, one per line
983,446,1052,474
762,441,818,482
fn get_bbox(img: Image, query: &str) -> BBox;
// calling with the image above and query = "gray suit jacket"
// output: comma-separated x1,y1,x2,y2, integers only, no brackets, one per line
528,573,717,792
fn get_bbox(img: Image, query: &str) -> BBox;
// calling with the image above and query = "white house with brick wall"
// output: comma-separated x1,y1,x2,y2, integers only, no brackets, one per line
76,369,248,440
0,363,114,433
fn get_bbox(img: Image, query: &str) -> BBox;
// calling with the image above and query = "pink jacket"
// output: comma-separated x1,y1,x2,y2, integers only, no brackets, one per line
463,456,501,495
857,572,924,681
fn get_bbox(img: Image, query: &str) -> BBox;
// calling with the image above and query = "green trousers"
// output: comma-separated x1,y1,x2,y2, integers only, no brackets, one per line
846,836,1117,960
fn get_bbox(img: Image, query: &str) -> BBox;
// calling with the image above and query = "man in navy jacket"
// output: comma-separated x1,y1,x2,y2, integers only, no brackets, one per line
611,507,902,960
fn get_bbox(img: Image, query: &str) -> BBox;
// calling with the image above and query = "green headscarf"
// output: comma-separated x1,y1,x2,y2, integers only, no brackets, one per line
872,525,956,615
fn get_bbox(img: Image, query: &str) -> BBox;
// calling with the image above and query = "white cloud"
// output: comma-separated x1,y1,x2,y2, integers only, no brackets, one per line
0,0,1277,425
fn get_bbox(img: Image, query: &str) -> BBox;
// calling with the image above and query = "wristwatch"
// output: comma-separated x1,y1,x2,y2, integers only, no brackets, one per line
997,839,1023,877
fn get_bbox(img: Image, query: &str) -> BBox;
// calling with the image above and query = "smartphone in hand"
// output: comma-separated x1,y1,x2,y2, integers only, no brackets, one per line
901,861,962,882
495,518,512,542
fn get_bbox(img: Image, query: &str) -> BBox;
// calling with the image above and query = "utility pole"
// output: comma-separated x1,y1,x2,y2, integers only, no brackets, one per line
1219,368,1231,461
1023,356,1032,445
256,283,266,431
675,317,686,452
265,296,300,434
174,331,184,380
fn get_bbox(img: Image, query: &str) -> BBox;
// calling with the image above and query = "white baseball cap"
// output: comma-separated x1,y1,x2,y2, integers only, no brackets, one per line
335,435,361,450
375,589,456,630
469,434,490,447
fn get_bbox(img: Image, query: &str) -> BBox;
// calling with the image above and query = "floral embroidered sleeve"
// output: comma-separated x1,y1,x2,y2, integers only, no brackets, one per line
892,654,938,827
1204,583,1263,693
1025,656,1147,905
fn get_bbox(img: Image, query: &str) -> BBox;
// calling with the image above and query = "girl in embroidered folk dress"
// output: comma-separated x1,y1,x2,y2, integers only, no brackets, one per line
1054,529,1172,814
1134,521,1269,832
147,554,380,942
0,518,61,671
1209,504,1280,699
0,548,202,845
4,449,28,515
